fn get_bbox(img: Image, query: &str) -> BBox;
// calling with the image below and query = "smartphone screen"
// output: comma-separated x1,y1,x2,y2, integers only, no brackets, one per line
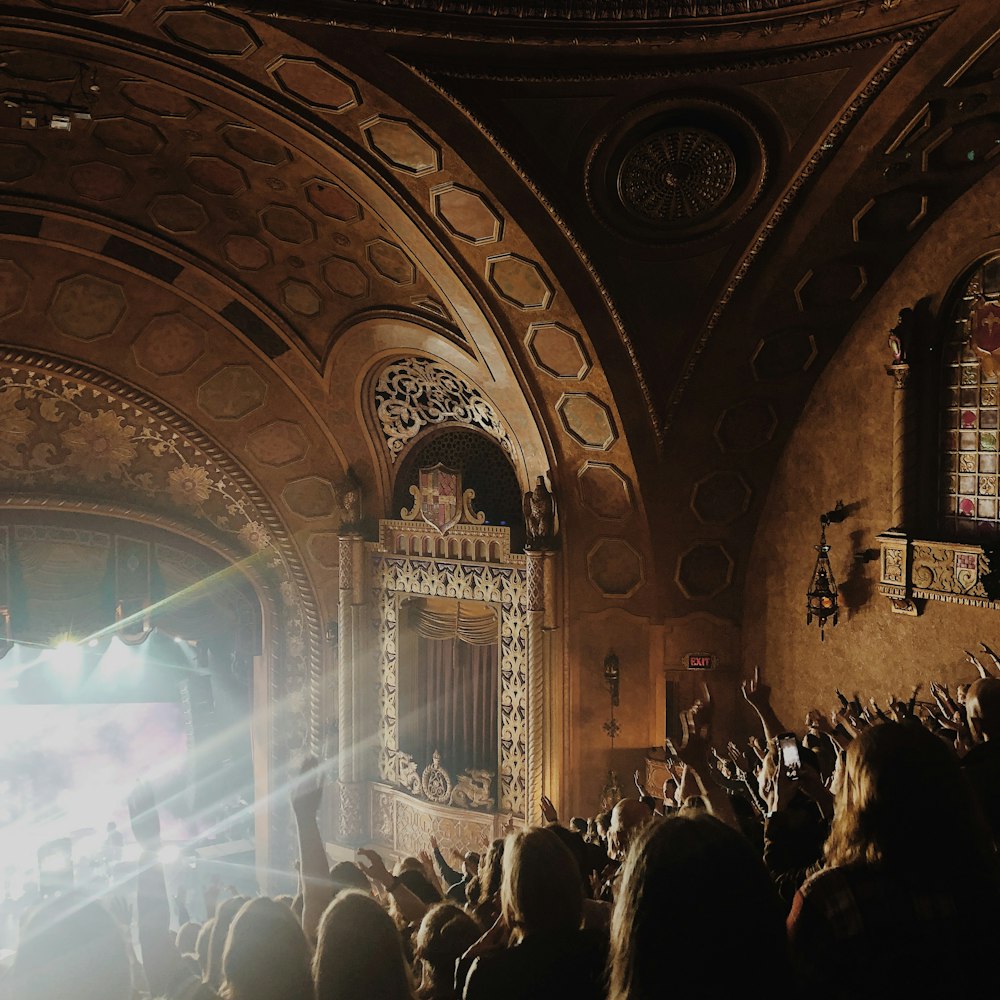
778,734,801,779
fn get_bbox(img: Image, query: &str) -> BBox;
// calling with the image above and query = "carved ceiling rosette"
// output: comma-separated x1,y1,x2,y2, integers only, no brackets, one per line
587,98,768,244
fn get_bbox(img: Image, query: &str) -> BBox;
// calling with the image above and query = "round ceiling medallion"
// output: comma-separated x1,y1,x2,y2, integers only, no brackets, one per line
618,128,737,225
587,99,768,245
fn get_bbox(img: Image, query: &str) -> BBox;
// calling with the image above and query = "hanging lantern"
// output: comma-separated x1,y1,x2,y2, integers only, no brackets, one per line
806,518,839,641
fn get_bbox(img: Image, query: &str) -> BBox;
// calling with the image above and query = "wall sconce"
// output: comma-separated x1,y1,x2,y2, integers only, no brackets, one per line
806,501,845,641
602,650,621,741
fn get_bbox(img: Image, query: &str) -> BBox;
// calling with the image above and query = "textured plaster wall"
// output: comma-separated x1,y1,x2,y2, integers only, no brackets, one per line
743,170,1000,730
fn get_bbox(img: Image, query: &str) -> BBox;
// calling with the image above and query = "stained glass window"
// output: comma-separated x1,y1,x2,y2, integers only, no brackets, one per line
940,258,1000,537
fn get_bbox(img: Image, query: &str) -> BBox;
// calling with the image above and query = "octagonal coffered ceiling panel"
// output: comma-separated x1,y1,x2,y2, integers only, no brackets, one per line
432,183,503,245
247,420,309,467
676,543,734,600
156,8,260,57
148,193,208,234
0,142,41,183
268,57,360,113
587,538,645,599
526,323,591,380
556,394,617,450
282,476,338,519
132,313,205,376
0,260,30,321
361,116,442,176
487,254,554,310
49,274,127,340
577,462,633,520
197,365,268,420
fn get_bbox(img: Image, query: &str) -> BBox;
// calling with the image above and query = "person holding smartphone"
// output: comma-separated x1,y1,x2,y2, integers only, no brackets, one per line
762,734,833,909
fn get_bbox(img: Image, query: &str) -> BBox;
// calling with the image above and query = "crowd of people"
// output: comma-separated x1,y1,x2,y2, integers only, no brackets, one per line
5,643,1000,999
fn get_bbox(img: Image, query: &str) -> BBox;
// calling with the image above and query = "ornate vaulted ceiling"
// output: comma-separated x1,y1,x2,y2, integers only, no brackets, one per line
2,0,1000,629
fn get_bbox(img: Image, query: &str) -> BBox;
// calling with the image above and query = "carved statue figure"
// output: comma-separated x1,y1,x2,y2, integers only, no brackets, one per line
888,307,915,365
396,751,421,796
449,769,493,810
522,475,555,550
339,469,363,530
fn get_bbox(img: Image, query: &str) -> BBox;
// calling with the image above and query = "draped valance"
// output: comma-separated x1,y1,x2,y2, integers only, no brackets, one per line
405,597,498,645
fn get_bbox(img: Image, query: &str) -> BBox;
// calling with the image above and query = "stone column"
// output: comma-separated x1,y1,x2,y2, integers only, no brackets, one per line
336,531,369,843
887,362,914,531
525,550,545,826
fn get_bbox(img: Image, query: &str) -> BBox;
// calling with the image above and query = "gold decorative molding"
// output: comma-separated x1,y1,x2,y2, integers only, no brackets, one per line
876,532,1000,613
371,540,528,819
370,782,505,863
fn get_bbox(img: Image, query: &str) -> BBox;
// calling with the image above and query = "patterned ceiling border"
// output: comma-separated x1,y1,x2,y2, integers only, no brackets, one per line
214,0,921,44
0,347,324,753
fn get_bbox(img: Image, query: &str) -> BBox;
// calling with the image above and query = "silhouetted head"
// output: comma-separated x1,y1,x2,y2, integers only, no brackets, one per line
608,798,652,861
501,826,583,939
314,891,413,1000
967,677,1000,743
414,902,481,998
609,814,787,1000
9,894,131,1000
221,897,313,1000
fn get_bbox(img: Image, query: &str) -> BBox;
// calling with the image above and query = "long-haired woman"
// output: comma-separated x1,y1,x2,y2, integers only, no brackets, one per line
789,721,1000,998
313,890,414,1000
608,812,788,1000
221,897,314,1000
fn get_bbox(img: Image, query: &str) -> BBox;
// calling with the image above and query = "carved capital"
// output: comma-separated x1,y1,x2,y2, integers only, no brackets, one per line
886,362,911,390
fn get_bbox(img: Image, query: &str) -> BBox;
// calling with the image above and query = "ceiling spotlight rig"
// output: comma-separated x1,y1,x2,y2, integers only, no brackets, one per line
0,59,100,132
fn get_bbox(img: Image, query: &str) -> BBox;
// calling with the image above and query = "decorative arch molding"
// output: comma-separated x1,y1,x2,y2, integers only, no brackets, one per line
0,347,323,755
330,315,551,516
373,357,514,464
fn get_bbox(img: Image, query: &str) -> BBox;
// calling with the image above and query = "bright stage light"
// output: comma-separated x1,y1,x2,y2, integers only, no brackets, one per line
158,844,182,866
49,640,83,689
97,637,143,683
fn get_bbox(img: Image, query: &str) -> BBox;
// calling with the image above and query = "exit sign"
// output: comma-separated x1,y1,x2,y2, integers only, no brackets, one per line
686,653,714,670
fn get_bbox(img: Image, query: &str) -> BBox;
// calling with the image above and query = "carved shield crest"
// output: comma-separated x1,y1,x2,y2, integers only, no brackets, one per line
970,299,1000,375
418,464,461,534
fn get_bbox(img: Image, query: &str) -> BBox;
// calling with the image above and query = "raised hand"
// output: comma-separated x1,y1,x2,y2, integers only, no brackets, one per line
291,755,324,817
727,741,751,773
540,794,559,823
742,665,771,711
982,643,1000,674
356,847,393,888
966,650,990,680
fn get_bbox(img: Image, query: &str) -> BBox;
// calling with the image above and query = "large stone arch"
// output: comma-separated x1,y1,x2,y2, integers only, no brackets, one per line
0,346,326,875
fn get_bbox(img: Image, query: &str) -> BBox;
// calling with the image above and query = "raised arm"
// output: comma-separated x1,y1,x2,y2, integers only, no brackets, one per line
667,685,739,830
130,783,200,999
292,756,334,946
742,665,787,744
356,848,429,925
430,835,462,886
